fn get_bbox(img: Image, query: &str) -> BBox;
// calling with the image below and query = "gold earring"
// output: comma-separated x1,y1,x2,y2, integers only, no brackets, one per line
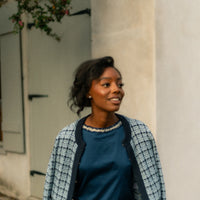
88,96,92,99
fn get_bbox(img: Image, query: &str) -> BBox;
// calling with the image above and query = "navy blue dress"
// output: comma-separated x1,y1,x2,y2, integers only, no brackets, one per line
76,121,134,200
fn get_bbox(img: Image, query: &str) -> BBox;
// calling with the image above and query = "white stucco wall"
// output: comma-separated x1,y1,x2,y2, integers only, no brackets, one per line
0,153,30,197
156,0,200,199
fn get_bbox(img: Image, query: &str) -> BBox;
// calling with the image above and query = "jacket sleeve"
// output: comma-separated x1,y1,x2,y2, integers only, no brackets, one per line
149,133,166,200
43,138,58,200
129,118,166,200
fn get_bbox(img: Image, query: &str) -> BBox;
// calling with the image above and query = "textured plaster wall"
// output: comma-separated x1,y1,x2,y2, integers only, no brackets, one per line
156,0,200,199
0,153,30,197
91,0,156,133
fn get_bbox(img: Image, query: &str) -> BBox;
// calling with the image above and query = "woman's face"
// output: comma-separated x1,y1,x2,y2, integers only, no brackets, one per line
88,67,124,114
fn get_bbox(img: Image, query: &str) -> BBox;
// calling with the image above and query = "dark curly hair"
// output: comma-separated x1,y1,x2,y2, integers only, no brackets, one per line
68,56,122,116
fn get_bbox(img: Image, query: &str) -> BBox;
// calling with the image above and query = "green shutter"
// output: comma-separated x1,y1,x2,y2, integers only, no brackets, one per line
1,33,25,153
0,0,25,153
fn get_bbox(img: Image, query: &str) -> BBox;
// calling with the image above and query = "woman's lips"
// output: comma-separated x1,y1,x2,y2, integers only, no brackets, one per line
109,97,122,104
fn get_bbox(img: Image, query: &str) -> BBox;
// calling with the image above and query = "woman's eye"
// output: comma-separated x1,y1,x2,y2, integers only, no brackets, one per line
102,83,110,87
118,83,124,88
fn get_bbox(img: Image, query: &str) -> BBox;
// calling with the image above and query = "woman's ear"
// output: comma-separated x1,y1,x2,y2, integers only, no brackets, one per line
87,92,92,99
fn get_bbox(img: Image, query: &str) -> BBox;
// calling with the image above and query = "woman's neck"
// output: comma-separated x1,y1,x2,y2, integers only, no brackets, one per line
85,112,119,128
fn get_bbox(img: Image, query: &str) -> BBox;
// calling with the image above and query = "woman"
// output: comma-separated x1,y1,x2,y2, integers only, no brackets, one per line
43,56,166,200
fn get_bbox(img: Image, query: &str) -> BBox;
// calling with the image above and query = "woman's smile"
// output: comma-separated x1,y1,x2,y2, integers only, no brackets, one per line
108,96,122,104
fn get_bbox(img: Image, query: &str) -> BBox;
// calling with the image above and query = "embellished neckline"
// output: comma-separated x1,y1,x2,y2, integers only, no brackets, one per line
83,120,122,133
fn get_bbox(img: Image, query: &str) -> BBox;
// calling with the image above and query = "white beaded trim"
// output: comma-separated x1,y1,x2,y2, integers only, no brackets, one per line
83,121,122,133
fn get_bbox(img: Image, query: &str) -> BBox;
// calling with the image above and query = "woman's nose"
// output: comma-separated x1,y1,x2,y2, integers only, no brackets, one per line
111,83,120,93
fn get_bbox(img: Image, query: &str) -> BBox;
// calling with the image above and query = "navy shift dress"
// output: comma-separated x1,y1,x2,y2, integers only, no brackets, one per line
76,121,134,200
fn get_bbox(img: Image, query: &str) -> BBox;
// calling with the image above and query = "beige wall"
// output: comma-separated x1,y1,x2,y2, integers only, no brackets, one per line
0,153,30,197
91,0,156,133
156,0,200,199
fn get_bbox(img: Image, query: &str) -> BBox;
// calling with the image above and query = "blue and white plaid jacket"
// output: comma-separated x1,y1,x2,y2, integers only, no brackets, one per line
43,114,166,200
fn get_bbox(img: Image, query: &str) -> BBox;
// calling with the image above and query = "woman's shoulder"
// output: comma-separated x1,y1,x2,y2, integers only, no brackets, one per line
126,116,150,130
119,114,154,139
55,120,79,141
118,114,149,128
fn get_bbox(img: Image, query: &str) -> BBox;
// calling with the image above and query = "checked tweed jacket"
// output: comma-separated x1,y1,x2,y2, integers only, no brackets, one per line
43,114,166,200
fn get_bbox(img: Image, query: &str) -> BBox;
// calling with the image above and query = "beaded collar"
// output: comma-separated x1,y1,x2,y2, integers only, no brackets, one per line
82,120,122,133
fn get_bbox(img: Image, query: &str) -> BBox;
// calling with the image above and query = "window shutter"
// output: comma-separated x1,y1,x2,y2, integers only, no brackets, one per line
1,33,25,153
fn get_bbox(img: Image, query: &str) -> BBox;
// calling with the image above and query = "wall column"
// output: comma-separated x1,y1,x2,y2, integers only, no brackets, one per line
91,0,156,133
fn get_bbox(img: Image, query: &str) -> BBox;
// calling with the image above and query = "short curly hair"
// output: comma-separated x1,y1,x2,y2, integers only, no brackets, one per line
68,56,121,116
